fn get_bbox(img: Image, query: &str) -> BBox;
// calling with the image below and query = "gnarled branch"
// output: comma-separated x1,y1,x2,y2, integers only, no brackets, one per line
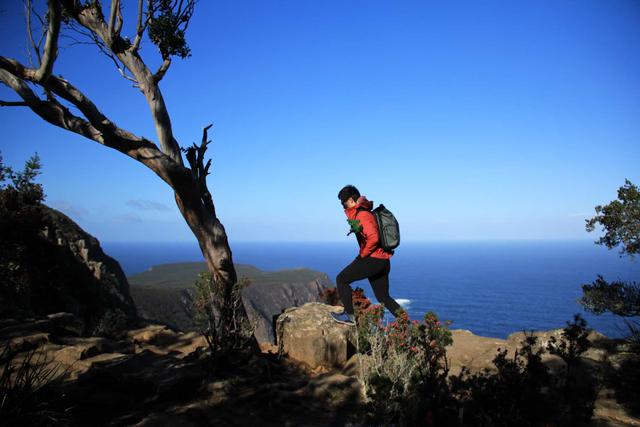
181,124,215,211
0,61,189,190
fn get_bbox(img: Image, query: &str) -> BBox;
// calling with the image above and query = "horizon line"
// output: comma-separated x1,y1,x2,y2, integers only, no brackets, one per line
102,237,597,244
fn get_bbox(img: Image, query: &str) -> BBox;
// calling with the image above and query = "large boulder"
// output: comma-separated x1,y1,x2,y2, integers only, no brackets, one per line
241,268,332,346
276,302,356,369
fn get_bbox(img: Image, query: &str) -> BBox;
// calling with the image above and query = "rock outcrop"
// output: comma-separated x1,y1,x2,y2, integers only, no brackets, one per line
276,303,356,369
0,205,137,334
0,312,362,427
40,205,136,318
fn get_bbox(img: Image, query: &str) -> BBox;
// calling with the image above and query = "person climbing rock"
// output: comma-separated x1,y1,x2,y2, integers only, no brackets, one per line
331,185,403,326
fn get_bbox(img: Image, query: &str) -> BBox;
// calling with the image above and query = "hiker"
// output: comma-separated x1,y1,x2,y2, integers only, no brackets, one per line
331,185,403,326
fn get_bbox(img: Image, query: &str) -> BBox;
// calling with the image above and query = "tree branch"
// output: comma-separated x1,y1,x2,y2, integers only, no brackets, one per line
65,2,183,164
153,58,171,83
25,0,42,67
181,124,215,211
129,0,153,52
0,68,102,141
33,0,61,82
0,100,30,107
107,0,122,44
0,65,190,189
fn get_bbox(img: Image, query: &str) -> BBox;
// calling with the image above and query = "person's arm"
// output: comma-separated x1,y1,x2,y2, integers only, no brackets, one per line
358,211,379,258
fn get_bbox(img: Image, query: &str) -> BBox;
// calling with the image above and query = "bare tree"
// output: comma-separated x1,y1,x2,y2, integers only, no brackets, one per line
0,1,249,348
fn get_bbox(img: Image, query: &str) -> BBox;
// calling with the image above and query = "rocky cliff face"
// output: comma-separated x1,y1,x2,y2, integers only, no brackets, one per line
40,206,136,315
129,264,332,347
1,205,137,334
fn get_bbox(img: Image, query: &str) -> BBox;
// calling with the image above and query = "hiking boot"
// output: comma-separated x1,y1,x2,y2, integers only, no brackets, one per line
331,311,355,326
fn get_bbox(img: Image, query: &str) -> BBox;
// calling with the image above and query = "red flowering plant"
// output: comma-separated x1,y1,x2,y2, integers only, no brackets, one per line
357,309,456,425
404,311,454,424
385,309,411,352
351,288,384,354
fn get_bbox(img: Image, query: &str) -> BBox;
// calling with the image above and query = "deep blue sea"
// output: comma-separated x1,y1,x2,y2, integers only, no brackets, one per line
103,240,640,340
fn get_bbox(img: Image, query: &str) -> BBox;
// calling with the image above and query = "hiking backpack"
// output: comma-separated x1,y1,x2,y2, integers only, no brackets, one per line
357,204,400,253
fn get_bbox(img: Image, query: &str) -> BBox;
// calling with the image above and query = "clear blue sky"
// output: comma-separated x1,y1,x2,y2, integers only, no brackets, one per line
1,1,639,243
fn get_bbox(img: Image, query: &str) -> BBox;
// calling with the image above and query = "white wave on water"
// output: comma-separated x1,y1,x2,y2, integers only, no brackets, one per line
397,299,411,307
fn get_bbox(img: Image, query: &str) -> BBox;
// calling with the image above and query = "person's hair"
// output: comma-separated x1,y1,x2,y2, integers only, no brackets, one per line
338,185,360,204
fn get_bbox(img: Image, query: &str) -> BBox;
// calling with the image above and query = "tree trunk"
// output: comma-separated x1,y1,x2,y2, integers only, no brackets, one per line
174,190,236,285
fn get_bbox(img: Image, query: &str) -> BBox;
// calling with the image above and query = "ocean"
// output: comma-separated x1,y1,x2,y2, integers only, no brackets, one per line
102,240,640,340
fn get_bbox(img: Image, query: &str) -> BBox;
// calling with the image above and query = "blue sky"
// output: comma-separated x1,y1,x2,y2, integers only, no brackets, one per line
1,0,639,243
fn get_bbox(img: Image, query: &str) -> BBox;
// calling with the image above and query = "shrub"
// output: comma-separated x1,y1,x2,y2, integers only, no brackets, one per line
451,315,597,426
193,273,256,369
356,309,454,426
0,344,70,426
451,334,555,427
0,153,45,316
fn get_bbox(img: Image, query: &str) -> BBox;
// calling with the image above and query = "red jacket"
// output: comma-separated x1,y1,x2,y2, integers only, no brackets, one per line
345,196,392,260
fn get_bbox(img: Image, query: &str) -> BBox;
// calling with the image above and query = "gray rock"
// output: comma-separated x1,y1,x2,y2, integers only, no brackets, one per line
276,302,356,369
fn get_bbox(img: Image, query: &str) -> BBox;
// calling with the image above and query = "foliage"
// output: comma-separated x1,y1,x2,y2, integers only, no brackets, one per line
356,308,455,426
0,344,70,427
352,287,384,354
193,272,256,369
581,180,640,345
354,307,598,426
0,153,133,334
406,312,455,425
148,0,195,59
0,152,45,316
451,335,555,427
547,314,591,369
580,275,640,318
586,179,640,257
547,314,599,424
